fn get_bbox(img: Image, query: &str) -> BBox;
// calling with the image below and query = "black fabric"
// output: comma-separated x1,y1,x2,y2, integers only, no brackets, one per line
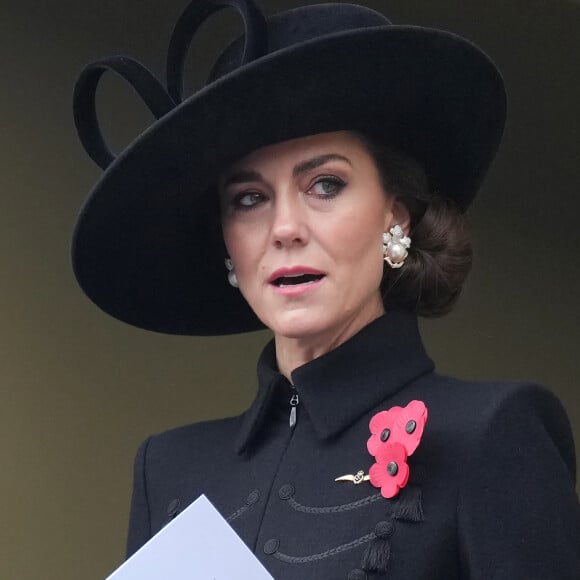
73,56,176,170
166,0,268,102
71,1,506,335
126,311,580,578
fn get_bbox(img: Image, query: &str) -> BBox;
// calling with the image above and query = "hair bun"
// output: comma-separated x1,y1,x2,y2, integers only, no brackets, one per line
383,197,472,317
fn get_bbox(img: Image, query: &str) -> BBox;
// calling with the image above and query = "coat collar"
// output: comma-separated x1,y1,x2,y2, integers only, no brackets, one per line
235,309,434,454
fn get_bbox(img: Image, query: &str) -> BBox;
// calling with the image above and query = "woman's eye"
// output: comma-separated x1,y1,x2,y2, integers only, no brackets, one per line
233,191,265,209
309,176,346,198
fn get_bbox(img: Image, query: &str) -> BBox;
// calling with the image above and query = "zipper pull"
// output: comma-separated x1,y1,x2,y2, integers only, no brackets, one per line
289,392,299,428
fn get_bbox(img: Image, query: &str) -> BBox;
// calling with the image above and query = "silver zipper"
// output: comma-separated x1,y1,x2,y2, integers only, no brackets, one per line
289,391,299,428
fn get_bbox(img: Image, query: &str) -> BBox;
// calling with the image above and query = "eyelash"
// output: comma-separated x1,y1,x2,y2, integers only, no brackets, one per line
230,175,347,211
231,191,266,210
307,175,346,200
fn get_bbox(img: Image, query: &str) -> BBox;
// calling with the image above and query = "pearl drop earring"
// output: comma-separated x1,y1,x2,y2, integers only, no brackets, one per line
382,225,411,269
224,257,239,288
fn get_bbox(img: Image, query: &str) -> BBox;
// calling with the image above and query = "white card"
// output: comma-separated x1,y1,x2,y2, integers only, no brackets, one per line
106,494,274,579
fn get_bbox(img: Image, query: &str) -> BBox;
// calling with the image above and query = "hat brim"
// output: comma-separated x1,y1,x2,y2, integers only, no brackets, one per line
72,25,506,335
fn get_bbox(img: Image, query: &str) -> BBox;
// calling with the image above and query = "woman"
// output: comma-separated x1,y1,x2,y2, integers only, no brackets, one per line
72,1,580,578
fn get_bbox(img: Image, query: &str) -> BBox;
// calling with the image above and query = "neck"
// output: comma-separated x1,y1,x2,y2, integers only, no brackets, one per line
274,305,385,381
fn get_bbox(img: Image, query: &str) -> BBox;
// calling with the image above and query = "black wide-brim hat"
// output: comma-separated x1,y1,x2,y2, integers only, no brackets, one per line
72,0,506,336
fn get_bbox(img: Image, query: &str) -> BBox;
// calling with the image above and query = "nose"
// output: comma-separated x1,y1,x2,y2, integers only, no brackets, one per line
270,192,309,249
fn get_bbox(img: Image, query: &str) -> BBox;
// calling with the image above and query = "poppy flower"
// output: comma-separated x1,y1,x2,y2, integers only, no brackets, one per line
367,400,428,457
369,442,410,498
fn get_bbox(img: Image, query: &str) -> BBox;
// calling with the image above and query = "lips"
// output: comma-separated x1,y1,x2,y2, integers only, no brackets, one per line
275,273,324,287
269,267,326,287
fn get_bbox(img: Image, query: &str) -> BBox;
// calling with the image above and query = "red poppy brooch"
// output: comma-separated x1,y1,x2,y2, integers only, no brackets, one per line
367,400,428,498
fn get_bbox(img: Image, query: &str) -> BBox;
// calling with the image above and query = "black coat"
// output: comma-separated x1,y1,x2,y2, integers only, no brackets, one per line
126,310,580,579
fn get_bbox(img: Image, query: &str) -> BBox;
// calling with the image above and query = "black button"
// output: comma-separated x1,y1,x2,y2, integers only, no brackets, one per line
166,498,180,517
405,419,417,434
278,483,295,500
387,461,398,476
374,520,394,538
347,569,367,580
380,428,390,442
263,538,279,555
247,489,260,504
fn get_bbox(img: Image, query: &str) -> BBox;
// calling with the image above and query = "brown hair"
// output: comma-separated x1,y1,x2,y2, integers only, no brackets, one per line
358,133,473,317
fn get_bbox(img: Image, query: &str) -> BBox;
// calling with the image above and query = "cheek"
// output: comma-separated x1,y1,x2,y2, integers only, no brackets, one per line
221,222,245,265
334,207,389,264
221,222,263,277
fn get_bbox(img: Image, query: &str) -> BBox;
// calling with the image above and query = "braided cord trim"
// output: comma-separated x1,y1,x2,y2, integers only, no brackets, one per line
273,532,376,564
226,503,250,522
287,492,383,514
226,490,261,522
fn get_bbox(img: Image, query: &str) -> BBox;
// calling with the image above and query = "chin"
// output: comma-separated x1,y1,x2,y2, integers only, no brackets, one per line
263,308,332,340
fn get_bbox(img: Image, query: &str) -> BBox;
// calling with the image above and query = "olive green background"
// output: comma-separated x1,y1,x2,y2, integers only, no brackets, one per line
1,1,579,578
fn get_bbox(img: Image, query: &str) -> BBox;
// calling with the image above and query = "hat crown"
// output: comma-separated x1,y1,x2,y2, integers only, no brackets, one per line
208,3,391,82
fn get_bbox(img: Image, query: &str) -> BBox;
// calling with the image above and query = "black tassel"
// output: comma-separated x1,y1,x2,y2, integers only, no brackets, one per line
393,486,424,522
361,537,391,573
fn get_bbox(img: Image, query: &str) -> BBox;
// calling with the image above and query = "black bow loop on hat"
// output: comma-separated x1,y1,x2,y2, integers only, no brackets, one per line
166,0,268,104
73,56,176,170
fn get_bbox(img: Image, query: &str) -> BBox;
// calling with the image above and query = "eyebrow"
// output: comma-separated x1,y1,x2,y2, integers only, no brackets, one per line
221,153,352,188
292,153,352,176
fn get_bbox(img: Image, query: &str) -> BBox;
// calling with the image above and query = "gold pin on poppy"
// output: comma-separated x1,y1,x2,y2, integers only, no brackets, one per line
335,470,370,485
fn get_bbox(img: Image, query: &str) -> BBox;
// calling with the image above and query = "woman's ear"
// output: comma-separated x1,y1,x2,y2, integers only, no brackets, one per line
386,197,411,235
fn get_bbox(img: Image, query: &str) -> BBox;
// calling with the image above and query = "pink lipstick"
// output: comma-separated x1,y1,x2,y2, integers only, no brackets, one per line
269,266,326,295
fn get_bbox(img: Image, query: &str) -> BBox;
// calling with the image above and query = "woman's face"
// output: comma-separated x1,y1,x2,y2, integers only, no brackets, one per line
219,131,402,342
